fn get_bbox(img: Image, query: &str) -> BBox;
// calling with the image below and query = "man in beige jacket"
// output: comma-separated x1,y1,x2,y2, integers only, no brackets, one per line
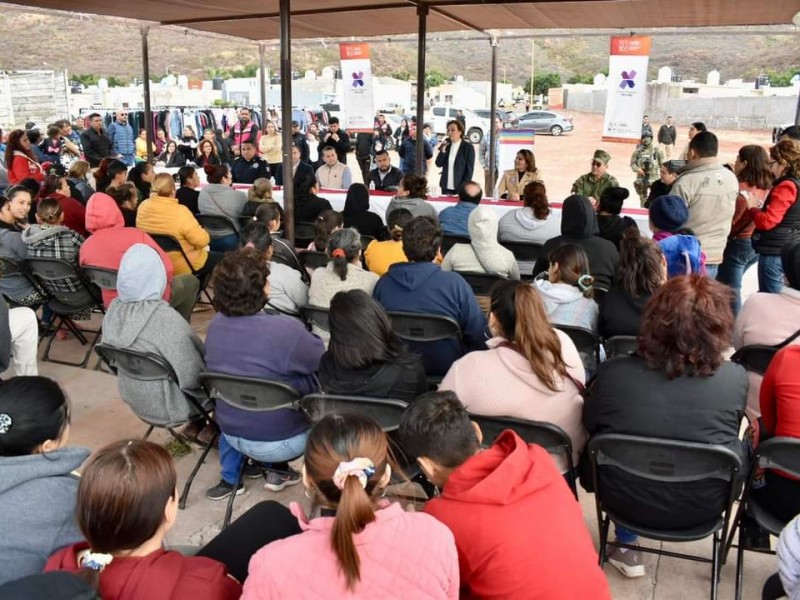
669,131,738,278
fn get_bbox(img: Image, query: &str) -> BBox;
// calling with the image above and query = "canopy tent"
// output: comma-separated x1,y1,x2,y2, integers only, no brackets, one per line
6,0,800,241
6,0,800,38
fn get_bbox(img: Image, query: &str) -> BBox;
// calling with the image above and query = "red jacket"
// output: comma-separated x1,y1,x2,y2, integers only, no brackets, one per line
42,192,89,237
45,542,241,600
424,430,611,600
79,192,173,308
761,345,800,439
8,151,44,184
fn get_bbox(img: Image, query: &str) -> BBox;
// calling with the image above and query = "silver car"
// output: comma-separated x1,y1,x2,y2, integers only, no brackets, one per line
517,110,574,136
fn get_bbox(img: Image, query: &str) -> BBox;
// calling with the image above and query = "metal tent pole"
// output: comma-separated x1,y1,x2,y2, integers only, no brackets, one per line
259,42,269,131
488,36,499,195
141,25,155,162
415,4,428,175
279,0,295,245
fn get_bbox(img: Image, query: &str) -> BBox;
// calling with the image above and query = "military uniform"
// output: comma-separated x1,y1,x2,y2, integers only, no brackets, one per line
571,172,620,200
630,141,663,206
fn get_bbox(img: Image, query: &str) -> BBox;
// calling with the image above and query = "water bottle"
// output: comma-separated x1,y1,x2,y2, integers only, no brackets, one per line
368,181,375,191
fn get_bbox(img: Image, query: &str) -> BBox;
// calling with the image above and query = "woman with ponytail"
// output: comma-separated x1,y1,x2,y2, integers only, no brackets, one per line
92,158,128,194
533,243,599,333
440,280,587,468
308,228,378,341
45,439,251,599
243,413,459,599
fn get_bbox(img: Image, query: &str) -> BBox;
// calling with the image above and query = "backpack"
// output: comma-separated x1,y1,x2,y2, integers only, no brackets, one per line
657,234,705,278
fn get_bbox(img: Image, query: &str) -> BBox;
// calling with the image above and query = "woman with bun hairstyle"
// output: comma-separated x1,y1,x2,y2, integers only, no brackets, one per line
0,377,88,585
309,209,343,252
243,413,459,599
497,180,560,245
45,439,244,599
309,229,377,323
533,243,598,333
440,279,586,468
363,208,412,276
93,158,128,194
198,164,247,252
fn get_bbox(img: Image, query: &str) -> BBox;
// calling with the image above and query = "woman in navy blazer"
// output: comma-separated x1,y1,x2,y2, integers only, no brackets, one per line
435,119,475,195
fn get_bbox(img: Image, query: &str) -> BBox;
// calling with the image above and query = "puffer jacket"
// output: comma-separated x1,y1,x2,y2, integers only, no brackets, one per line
136,195,210,275
751,178,800,255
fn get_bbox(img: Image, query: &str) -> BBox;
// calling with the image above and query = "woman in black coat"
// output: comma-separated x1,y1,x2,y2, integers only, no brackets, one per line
583,275,746,579
435,119,475,195
157,140,186,168
342,183,388,241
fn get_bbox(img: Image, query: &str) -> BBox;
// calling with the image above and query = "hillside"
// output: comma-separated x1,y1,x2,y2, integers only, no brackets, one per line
0,8,798,86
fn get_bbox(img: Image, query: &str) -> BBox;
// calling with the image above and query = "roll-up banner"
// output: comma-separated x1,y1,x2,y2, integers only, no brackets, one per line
602,36,651,143
339,43,374,133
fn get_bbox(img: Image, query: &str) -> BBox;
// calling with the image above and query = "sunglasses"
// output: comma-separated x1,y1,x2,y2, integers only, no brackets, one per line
119,113,128,117
591,161,603,167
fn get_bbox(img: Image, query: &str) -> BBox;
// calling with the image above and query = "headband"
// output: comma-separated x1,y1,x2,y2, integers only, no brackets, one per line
332,458,376,490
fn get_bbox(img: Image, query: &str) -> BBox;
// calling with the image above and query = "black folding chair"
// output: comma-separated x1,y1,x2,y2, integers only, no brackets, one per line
301,305,330,333
456,271,508,297
589,434,742,600
299,393,434,498
0,256,48,299
470,414,578,498
499,240,544,263
556,325,600,375
387,310,463,387
196,214,240,240
294,222,316,248
298,250,329,271
441,234,470,256
198,371,303,529
81,266,118,291
26,257,104,368
149,233,213,305
723,437,800,600
603,335,638,360
95,344,218,510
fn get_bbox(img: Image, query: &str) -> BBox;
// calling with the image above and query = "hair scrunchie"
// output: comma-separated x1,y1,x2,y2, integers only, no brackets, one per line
332,457,376,490
577,274,594,292
331,248,346,259
82,551,114,572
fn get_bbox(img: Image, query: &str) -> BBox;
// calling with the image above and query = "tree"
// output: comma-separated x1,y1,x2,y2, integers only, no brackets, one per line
567,73,594,85
71,74,99,87
523,73,562,97
388,70,412,81
106,76,127,87
765,67,800,87
425,70,447,89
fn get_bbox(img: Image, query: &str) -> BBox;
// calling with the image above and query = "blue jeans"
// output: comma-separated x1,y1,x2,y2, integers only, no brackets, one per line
758,254,784,294
704,263,719,279
220,430,308,484
615,525,638,544
119,153,135,167
716,238,758,315
210,233,240,253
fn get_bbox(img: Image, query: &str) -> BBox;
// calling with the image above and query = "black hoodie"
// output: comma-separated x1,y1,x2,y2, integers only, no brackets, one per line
342,184,388,241
317,352,427,400
597,214,638,249
533,195,620,291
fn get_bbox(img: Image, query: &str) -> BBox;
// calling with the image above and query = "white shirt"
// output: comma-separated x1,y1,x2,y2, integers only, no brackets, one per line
446,139,461,191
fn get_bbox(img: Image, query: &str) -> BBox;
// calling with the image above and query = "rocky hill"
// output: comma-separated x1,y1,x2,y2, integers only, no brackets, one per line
0,8,797,85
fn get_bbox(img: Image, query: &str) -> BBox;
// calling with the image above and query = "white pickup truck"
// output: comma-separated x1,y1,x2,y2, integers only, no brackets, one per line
426,106,492,144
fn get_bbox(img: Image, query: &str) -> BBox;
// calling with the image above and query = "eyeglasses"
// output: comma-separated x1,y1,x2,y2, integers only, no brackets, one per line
591,161,603,167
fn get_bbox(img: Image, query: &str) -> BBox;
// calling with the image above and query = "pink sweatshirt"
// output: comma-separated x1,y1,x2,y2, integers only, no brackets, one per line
243,501,459,599
439,333,587,470
734,287,800,420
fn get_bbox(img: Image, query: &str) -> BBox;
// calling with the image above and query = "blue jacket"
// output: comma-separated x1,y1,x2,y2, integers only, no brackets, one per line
373,262,487,376
438,202,478,237
205,312,324,441
107,121,135,156
397,137,433,175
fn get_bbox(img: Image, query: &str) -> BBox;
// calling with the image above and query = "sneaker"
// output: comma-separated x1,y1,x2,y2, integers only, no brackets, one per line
607,544,646,578
264,468,302,492
244,460,265,480
205,480,244,501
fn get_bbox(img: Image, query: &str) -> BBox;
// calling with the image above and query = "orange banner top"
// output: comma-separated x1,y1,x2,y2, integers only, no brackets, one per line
610,36,652,56
339,43,371,60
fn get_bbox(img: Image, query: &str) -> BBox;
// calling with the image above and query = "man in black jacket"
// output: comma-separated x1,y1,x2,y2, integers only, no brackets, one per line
274,144,314,186
291,121,310,164
80,113,113,167
317,117,350,164
657,116,677,160
367,150,402,192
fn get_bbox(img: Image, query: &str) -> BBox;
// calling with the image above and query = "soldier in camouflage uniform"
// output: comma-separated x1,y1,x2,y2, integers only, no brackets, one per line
571,149,619,204
630,132,663,206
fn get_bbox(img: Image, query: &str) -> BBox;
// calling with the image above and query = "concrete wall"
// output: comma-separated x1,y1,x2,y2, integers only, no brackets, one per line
0,70,70,129
565,82,798,130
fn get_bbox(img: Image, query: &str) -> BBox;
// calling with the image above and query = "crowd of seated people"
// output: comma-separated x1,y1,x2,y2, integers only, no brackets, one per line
4,121,800,599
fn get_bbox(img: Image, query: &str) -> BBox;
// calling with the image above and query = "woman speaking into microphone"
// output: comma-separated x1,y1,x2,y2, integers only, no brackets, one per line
435,120,476,196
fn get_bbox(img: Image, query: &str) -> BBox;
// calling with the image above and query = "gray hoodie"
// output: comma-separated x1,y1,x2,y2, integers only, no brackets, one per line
102,244,209,427
0,446,89,584
385,196,439,220
498,206,561,244
441,206,520,279
198,183,247,236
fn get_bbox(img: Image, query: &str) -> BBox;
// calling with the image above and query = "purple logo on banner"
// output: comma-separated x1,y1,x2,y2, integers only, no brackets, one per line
352,71,365,88
619,70,636,89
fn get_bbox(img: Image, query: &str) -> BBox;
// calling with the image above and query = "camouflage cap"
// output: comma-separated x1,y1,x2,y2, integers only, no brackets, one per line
593,149,611,164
